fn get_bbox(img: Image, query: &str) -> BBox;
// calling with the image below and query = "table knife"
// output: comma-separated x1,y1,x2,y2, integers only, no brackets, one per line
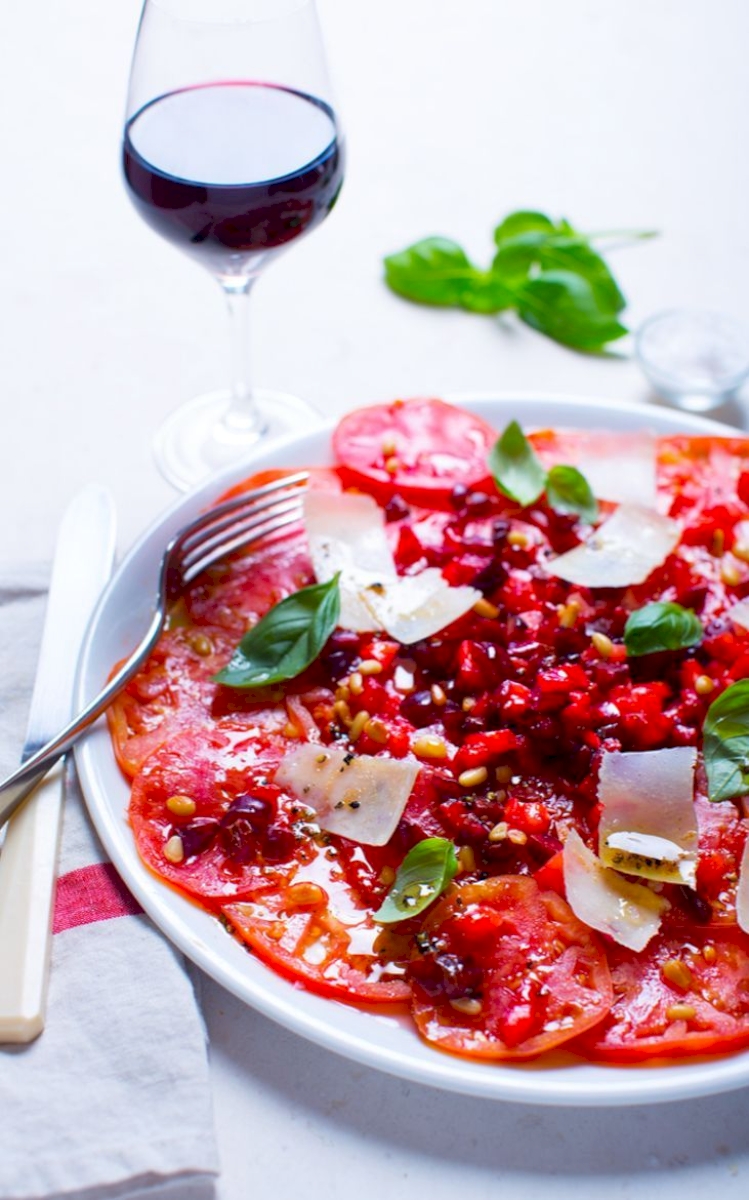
0,485,116,1042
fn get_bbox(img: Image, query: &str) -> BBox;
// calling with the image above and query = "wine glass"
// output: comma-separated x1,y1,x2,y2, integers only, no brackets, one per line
122,0,344,490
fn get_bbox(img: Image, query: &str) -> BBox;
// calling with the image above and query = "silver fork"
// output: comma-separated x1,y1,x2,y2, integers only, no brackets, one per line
0,471,309,832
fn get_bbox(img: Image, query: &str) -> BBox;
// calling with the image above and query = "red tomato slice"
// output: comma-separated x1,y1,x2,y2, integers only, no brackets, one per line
217,464,343,504
333,398,497,507
223,876,411,1005
129,721,293,903
408,876,613,1060
108,626,239,777
580,930,749,1062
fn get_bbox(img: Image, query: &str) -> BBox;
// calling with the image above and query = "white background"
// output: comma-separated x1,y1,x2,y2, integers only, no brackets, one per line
2,1,749,1196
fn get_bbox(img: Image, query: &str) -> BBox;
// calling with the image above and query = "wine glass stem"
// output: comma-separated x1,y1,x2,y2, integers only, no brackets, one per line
220,280,267,440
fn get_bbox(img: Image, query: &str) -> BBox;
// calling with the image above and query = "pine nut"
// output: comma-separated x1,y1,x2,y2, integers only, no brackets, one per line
662,958,693,990
349,710,371,741
473,597,500,619
457,846,476,873
384,456,400,475
187,631,213,657
358,659,383,675
488,822,509,842
508,828,528,845
364,717,389,744
461,697,476,712
665,1003,696,1022
430,683,447,706
703,944,717,963
333,699,352,726
557,599,581,628
694,674,715,696
508,530,529,548
412,734,448,759
458,766,488,789
591,631,615,657
449,997,483,1016
349,671,364,695
163,835,184,864
166,794,196,817
381,436,397,458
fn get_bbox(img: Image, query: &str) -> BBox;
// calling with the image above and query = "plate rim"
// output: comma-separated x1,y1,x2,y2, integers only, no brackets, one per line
74,392,749,1107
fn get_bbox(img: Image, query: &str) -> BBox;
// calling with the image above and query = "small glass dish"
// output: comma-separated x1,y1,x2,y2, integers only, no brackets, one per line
634,308,749,412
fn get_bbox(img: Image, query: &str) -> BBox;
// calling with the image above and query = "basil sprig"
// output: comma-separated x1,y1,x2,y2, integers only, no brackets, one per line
545,465,598,524
383,210,655,353
214,574,340,689
488,421,598,522
624,602,703,657
374,837,459,924
703,679,749,803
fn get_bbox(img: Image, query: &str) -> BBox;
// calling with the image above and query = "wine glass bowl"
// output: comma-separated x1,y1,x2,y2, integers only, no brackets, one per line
122,0,344,489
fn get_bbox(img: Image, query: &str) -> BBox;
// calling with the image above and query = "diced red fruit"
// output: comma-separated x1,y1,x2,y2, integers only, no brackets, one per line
457,640,504,691
454,729,522,772
502,795,551,835
359,638,400,670
532,849,566,896
495,680,533,718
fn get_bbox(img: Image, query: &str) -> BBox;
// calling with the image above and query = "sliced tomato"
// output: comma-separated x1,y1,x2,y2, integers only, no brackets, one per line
217,464,343,503
408,876,612,1060
129,721,293,903
333,398,497,508
108,625,239,777
183,531,314,634
223,871,411,1004
580,929,749,1062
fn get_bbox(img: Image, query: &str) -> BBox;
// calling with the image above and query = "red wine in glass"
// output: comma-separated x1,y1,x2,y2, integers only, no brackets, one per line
123,81,344,276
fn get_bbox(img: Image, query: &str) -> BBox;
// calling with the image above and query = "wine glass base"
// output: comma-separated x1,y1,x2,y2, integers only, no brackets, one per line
153,388,324,491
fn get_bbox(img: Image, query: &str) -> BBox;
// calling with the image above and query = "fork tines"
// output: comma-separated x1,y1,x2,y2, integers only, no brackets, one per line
177,471,310,585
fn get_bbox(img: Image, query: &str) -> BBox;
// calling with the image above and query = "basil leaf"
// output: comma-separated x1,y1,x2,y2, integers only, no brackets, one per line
493,210,557,244
214,574,340,689
491,231,550,287
516,270,628,351
703,679,749,803
538,237,626,314
624,602,703,657
546,464,598,523
488,420,547,507
374,837,459,924
383,237,512,312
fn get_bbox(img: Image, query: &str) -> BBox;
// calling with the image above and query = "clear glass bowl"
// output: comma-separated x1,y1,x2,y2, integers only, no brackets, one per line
634,308,749,412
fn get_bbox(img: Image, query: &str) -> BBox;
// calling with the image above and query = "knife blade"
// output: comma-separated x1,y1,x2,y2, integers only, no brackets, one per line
0,484,116,1042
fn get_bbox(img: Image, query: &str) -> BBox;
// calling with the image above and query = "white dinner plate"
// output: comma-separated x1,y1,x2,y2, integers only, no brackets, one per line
75,393,749,1107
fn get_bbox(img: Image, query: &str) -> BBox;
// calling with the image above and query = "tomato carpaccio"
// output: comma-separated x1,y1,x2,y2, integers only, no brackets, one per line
111,399,749,1065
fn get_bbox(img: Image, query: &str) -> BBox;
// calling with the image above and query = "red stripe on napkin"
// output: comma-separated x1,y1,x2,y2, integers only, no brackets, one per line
53,863,143,933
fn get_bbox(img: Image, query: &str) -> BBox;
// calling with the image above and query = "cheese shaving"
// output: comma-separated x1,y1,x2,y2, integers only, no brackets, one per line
275,743,420,846
563,829,669,952
547,504,681,588
304,491,479,641
598,747,698,887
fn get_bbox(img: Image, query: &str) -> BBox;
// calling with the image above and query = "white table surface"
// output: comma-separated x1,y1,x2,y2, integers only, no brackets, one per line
3,1,749,1196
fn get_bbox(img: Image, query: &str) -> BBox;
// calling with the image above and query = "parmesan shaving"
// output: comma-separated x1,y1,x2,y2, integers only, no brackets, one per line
303,491,479,642
563,829,669,952
275,743,420,846
598,747,699,887
547,504,681,588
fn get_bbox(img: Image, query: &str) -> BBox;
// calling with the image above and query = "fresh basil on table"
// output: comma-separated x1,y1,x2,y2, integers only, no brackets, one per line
624,601,703,657
488,420,598,521
703,679,749,803
214,573,341,689
383,209,655,353
374,837,459,924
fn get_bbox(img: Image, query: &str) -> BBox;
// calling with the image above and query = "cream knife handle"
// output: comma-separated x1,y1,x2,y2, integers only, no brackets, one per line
0,763,64,1042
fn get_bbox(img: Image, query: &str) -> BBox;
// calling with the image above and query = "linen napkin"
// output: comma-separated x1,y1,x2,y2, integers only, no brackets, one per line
0,567,220,1200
